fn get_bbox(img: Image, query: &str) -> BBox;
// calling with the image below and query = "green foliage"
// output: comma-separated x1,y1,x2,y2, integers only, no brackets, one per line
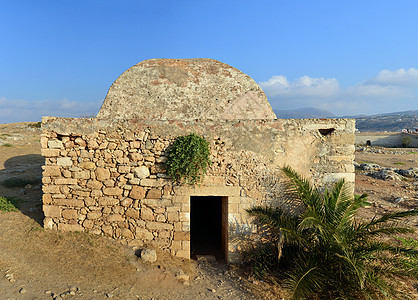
246,167,418,299
0,196,22,212
2,177,40,188
402,136,412,148
27,121,42,128
2,143,13,147
166,133,211,184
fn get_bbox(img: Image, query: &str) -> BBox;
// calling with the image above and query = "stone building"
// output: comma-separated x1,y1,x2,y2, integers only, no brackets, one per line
41,59,355,263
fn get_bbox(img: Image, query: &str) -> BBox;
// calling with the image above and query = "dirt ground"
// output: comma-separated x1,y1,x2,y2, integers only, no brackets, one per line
0,123,416,299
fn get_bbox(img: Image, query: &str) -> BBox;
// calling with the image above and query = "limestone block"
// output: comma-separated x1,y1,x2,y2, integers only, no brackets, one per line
182,241,190,251
43,185,61,194
62,169,72,178
118,166,130,173
42,177,51,184
106,214,124,222
103,187,123,196
135,228,154,240
170,240,182,251
129,186,146,200
173,231,189,241
64,140,75,149
62,209,78,219
129,178,140,185
43,193,52,204
98,197,119,206
121,228,134,239
146,222,173,231
72,190,90,197
95,167,110,181
58,223,84,232
86,180,103,189
43,205,61,218
155,214,166,222
40,136,48,148
53,199,84,207
126,208,139,219
130,141,141,148
41,148,60,157
167,212,179,222
128,152,143,162
91,190,103,197
87,211,102,220
43,166,61,177
55,178,77,185
102,225,113,236
48,139,64,149
141,207,154,221
140,178,170,187
87,140,99,149
144,156,155,163
120,198,133,207
108,142,117,150
133,166,150,179
146,188,162,199
140,249,157,262
74,137,86,147
179,212,189,222
79,161,95,170
44,217,54,229
103,179,114,187
57,157,72,167
83,219,94,229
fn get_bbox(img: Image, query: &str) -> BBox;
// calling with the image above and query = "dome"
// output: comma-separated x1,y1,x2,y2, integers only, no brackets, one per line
97,58,276,120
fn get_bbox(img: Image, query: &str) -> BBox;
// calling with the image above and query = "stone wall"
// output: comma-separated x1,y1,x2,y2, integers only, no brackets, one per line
356,132,418,148
41,117,355,262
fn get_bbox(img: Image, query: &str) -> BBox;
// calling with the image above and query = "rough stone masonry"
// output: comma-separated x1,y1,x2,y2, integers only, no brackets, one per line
41,59,355,263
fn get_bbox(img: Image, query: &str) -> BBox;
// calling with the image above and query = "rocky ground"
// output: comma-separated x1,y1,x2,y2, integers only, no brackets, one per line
0,123,417,299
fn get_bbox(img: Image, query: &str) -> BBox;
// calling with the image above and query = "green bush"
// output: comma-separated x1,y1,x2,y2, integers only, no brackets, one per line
27,121,42,128
166,133,211,184
0,196,22,212
246,167,418,299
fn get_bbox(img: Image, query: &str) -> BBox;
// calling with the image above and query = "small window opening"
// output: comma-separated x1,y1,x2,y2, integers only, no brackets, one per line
318,128,335,136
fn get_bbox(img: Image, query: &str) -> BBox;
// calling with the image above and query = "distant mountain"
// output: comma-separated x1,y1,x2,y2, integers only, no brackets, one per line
349,110,418,132
273,108,417,132
274,107,336,119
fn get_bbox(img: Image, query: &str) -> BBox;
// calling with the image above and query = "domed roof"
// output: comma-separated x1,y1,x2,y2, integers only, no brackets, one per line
97,58,276,120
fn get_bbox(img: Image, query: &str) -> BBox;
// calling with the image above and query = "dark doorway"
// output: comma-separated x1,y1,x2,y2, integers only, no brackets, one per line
190,196,227,261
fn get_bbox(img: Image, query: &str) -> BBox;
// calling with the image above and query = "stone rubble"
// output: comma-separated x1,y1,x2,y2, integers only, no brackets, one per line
355,162,418,181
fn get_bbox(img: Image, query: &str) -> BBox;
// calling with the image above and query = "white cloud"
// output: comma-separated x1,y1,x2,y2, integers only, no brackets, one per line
261,68,418,116
260,75,339,98
367,68,418,87
0,97,102,124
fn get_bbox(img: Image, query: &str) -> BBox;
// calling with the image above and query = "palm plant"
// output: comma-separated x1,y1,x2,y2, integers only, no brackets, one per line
246,166,418,299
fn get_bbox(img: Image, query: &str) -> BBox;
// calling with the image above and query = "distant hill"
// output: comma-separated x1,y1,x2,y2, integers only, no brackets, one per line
273,107,417,132
350,110,418,132
274,107,336,119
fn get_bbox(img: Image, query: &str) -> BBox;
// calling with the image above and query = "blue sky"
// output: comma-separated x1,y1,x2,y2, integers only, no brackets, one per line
1,0,417,123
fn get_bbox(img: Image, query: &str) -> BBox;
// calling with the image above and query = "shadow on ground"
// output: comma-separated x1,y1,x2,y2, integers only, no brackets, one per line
0,154,45,225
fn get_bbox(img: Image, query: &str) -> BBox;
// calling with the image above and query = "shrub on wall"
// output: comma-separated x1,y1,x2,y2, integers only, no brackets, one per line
166,133,211,184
